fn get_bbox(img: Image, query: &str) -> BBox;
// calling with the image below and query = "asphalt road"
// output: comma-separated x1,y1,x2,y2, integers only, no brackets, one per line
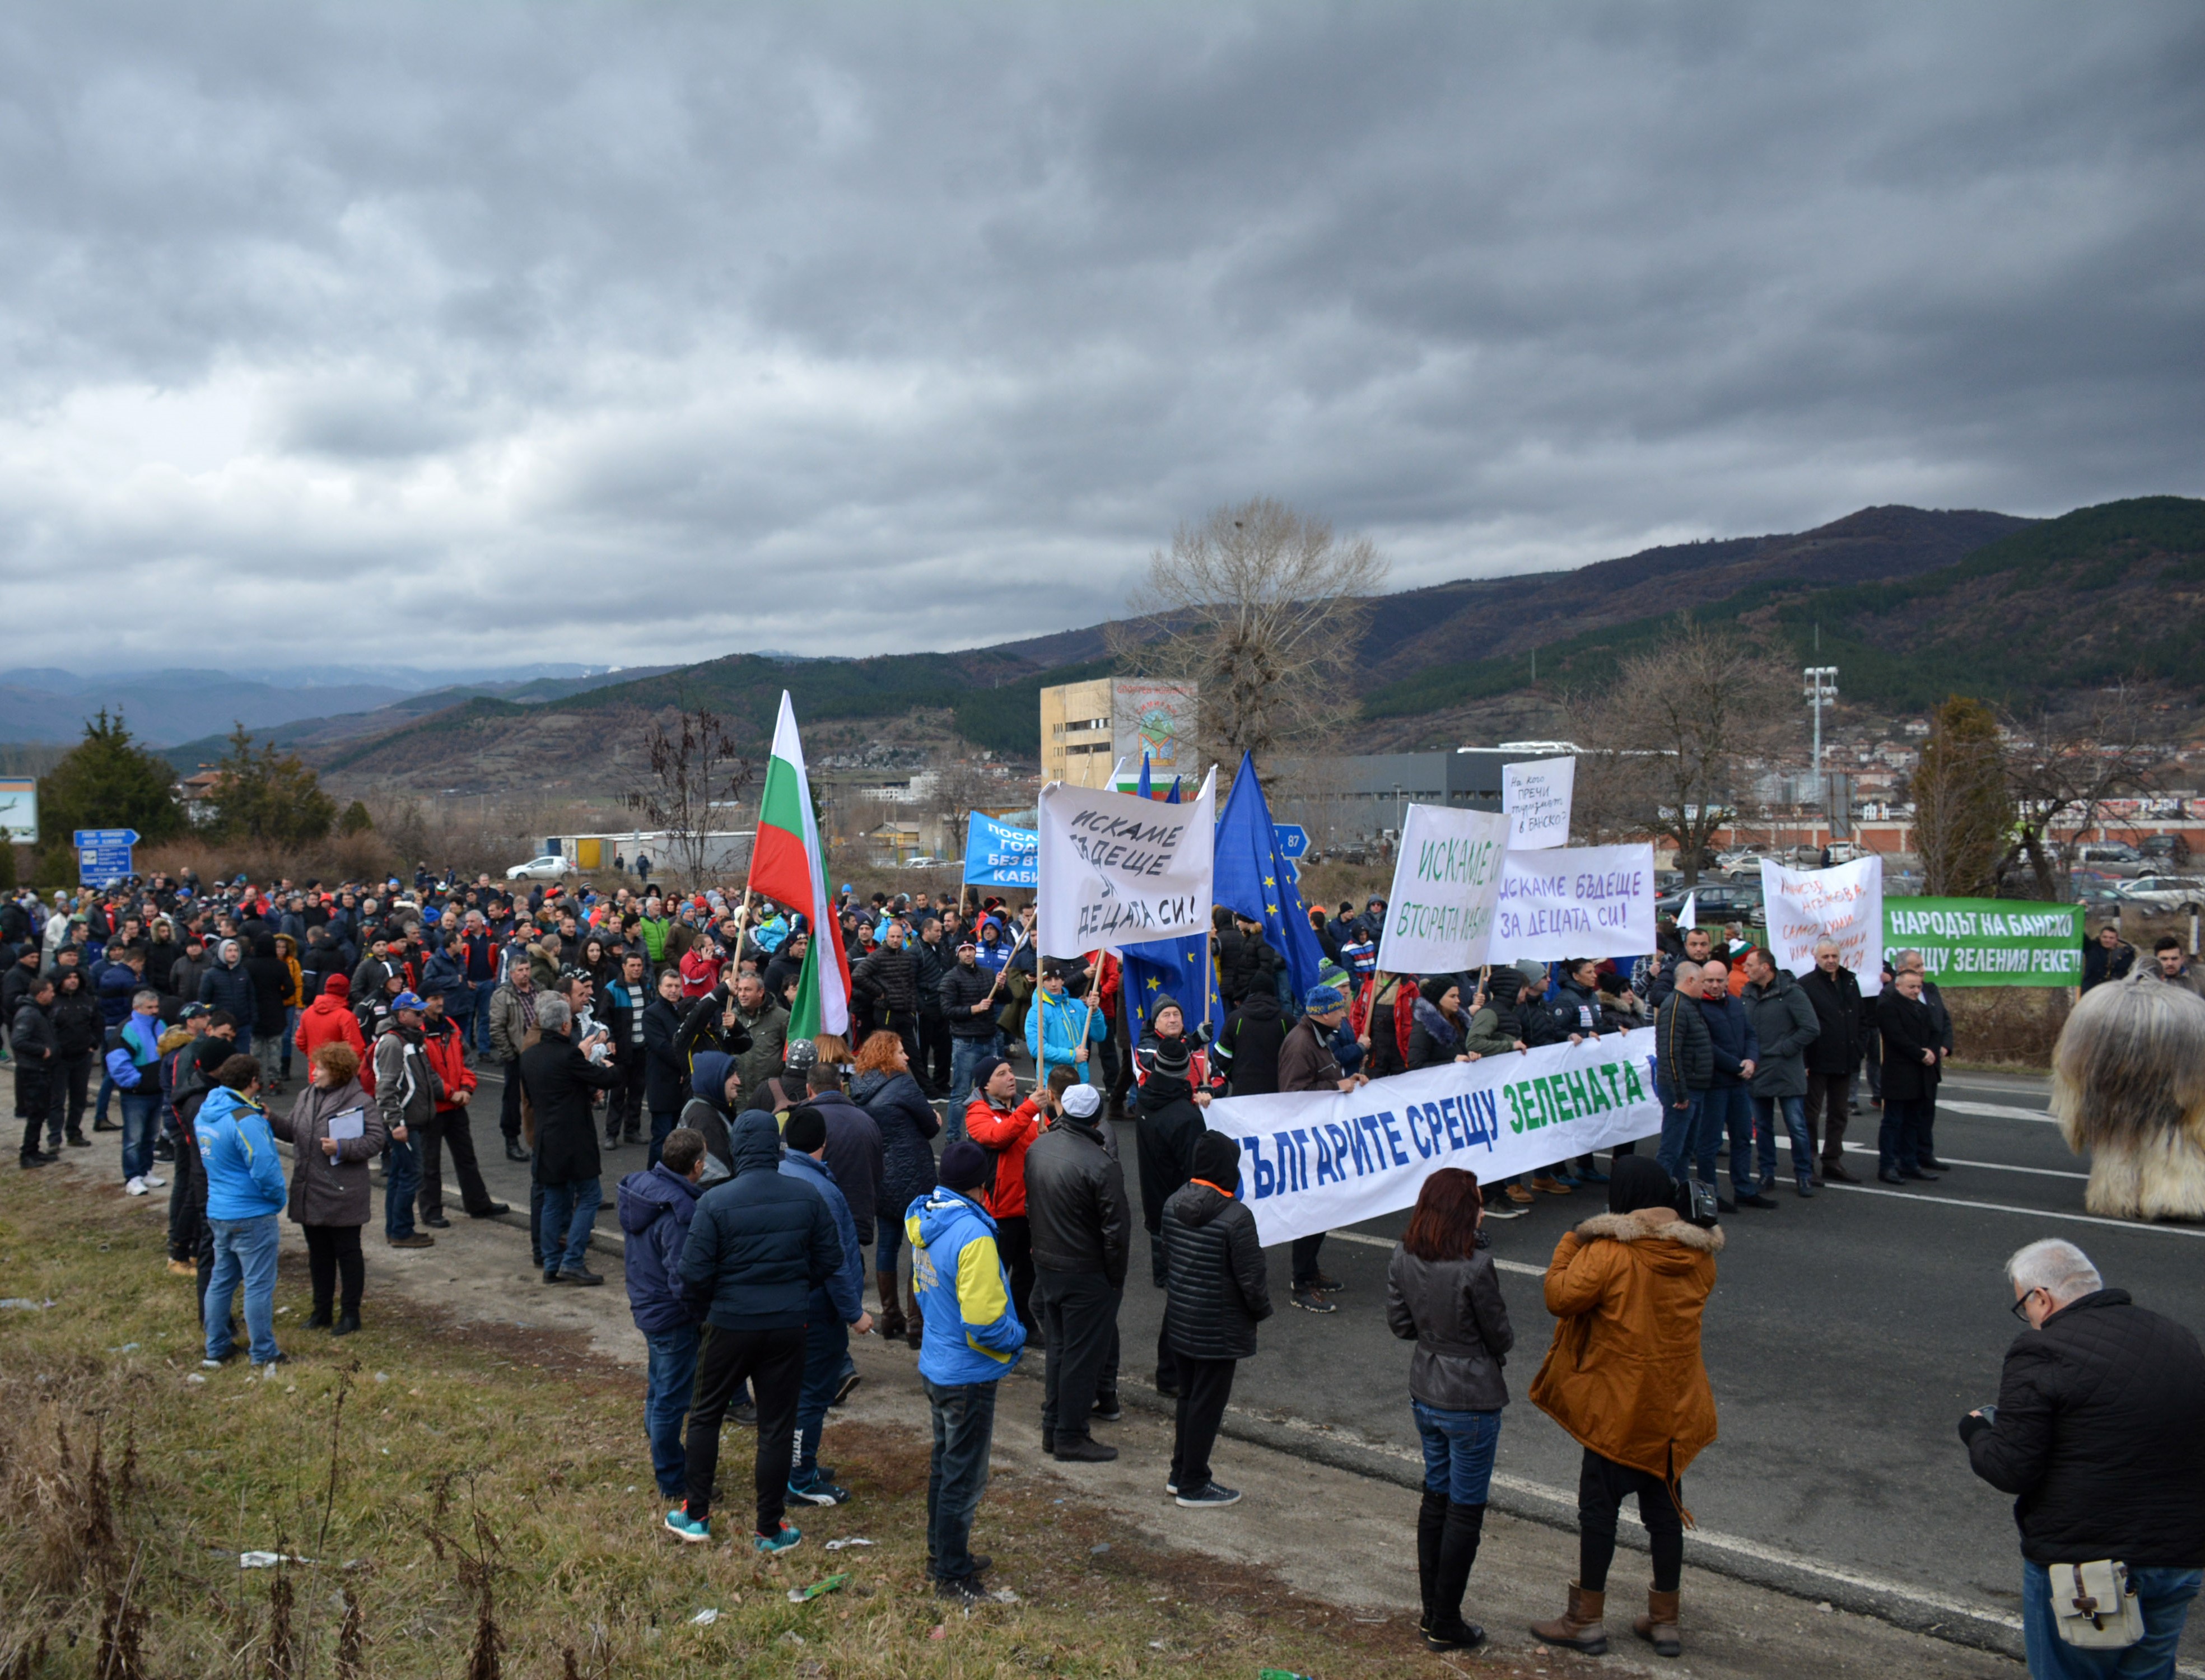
409,1058,2205,1656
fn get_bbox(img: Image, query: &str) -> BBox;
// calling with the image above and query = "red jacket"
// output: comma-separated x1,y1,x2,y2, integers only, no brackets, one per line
421,1016,476,1113
965,1093,1042,1220
294,994,372,1092
679,945,721,1000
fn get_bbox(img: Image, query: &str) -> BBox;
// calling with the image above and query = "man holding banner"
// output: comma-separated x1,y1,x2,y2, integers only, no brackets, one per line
1278,983,1365,1314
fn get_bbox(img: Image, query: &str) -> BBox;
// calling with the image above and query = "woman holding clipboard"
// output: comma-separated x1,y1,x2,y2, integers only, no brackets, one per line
267,1041,386,1337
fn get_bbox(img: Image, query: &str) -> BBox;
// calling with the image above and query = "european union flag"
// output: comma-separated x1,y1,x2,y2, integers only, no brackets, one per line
1121,760,1219,1035
1213,752,1328,1010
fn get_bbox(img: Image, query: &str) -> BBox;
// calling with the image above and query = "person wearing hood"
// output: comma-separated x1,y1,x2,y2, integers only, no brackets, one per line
618,1126,709,1505
780,1104,874,1508
1160,1128,1272,1509
1388,1168,1513,1653
49,967,102,1149
293,972,369,1082
1741,948,1824,1198
1132,996,1220,1398
242,934,292,1093
1406,976,1475,1072
1213,981,1287,1096
197,1053,289,1369
266,1041,386,1337
666,1109,844,1556
521,993,622,1284
170,935,215,1005
197,938,257,1049
13,976,57,1169
373,992,441,1250
1527,1158,1722,1660
851,1028,941,1351
677,1049,743,1183
908,1137,1028,1603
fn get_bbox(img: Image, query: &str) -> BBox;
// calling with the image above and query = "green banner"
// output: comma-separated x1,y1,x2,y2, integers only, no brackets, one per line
1883,897,2083,987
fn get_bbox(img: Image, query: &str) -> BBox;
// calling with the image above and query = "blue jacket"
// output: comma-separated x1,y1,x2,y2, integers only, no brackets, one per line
419,948,466,1009
1024,987,1107,1080
907,1184,1025,1386
198,1086,287,1220
780,1150,865,1326
1699,990,1760,1089
198,948,257,1024
97,960,140,1028
678,1110,842,1332
616,1162,703,1335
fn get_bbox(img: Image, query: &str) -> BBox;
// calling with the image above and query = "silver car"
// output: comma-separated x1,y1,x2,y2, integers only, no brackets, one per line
2114,875,2205,914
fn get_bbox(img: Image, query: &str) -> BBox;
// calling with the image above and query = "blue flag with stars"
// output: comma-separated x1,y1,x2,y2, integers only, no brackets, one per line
1213,752,1328,1010
1120,764,1220,1038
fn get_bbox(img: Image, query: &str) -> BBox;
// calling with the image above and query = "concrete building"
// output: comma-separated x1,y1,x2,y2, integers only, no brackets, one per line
1270,749,1521,853
1039,677,1199,788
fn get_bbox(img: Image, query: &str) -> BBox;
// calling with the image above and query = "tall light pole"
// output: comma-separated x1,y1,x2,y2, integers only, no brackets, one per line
1805,666,1839,833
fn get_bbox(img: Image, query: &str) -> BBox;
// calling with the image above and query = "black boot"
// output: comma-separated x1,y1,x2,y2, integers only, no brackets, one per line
1425,1501,1488,1650
1416,1488,1449,1636
305,1303,334,1329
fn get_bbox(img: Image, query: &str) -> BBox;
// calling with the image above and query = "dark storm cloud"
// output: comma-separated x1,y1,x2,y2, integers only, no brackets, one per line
0,2,2198,664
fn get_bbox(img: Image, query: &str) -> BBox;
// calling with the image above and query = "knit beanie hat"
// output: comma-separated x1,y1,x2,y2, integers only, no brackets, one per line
782,1105,827,1155
939,1138,990,1193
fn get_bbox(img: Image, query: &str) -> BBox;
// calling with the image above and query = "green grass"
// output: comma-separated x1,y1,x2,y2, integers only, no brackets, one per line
0,1170,1498,1680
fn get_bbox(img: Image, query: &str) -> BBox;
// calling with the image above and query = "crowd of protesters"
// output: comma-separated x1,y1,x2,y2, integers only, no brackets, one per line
9,867,2205,1668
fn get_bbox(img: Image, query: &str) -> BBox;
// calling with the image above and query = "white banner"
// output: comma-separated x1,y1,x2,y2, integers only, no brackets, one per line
1490,842,1658,962
1503,757,1575,850
1760,854,1885,996
1204,1030,1663,1245
1374,802,1509,975
1036,771,1215,958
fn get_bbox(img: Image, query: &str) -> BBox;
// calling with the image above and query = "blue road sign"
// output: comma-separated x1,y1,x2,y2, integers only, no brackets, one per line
74,828,141,848
78,846,134,883
1272,824,1310,860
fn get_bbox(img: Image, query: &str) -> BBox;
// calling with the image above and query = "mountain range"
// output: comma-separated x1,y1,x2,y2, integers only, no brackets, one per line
22,494,2200,792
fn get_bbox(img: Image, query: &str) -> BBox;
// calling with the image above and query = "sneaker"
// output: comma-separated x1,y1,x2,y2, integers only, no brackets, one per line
387,1234,435,1248
201,1353,232,1370
467,1202,512,1218
66,1132,91,1149
1091,1392,1124,1422
786,1475,849,1506
1052,1436,1118,1463
422,1216,451,1230
253,1352,291,1370
664,1507,711,1544
1290,1287,1336,1314
832,1370,863,1406
1174,1481,1242,1508
153,1141,176,1163
124,1176,148,1196
1737,1193,1779,1210
935,1575,988,1605
754,1520,802,1556
140,1171,167,1188
731,1400,758,1427
1308,1271,1346,1292
20,1154,52,1170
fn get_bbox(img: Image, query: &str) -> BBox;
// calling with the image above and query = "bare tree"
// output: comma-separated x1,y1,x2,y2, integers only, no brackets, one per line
1108,497,1387,776
626,704,754,892
1911,696,2011,897
1570,618,1800,884
1999,688,2159,899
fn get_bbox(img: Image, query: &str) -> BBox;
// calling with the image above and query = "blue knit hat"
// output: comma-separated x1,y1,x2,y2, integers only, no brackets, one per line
1304,984,1347,1014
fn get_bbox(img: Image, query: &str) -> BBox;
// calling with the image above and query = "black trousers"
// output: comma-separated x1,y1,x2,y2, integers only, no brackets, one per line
1578,1447,1683,1593
422,1105,496,1217
684,1323,808,1536
1168,1353,1238,1492
500,1058,525,1141
51,1052,93,1141
167,1132,201,1261
1106,1009,1134,1110
1034,1270,1118,1446
1290,1232,1327,1288
1806,1071,1852,1162
607,1057,646,1139
995,1214,1036,1336
921,1012,952,1093
17,1065,52,1159
303,1223,365,1314
1148,1229,1178,1391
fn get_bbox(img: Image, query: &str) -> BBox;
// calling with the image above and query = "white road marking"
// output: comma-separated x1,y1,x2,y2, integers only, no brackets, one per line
1938,1099,2059,1124
1839,1143,2086,1181
1331,1226,1546,1275
1821,1182,2205,1238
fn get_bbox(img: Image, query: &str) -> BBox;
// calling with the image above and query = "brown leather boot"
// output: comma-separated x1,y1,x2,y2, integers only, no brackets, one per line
905,1285,924,1350
1528,1583,1608,1654
874,1270,905,1341
1634,1586,1681,1658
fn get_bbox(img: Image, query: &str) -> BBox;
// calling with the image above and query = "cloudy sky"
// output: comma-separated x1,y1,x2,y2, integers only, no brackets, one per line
2,2,2199,668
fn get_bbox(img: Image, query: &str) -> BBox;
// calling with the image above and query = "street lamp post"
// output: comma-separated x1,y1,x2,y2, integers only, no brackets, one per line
1805,666,1839,843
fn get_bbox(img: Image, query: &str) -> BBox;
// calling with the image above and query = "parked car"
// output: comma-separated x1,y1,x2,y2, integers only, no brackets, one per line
2070,877,2128,911
2114,876,2205,914
506,854,578,881
2139,834,2194,868
2069,841,2150,879
1656,884,1765,928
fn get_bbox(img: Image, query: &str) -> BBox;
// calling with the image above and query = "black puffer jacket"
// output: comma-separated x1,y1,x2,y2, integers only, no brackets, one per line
1024,1116,1131,1287
50,984,104,1057
1962,1290,2205,1565
1162,1180,1272,1360
851,945,920,1024
1213,990,1286,1096
244,935,290,1033
852,1067,939,1216
1215,927,1282,1009
1654,989,1713,1095
939,959,1000,1040
1799,965,1864,1075
1387,1244,1514,1412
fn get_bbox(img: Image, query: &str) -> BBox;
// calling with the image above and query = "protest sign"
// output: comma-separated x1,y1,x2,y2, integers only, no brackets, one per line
1884,897,2083,987
1503,757,1575,850
1202,1029,1662,1245
1036,771,1214,958
1760,854,1885,995
1374,803,1509,975
962,811,1037,887
1490,842,1657,962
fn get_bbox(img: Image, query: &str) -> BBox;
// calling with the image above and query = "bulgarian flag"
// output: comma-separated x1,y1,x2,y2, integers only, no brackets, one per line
749,692,851,1038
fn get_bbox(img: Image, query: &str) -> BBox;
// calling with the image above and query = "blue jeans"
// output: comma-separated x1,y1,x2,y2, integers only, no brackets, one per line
878,1211,909,1272
923,1376,999,1584
791,1294,850,1483
540,1177,602,1274
119,1090,160,1182
644,1326,700,1498
1655,1089,1704,1180
2022,1561,2199,1679
947,1034,1002,1122
1751,1094,1815,1183
1697,1085,1753,1188
1412,1399,1502,1504
384,1135,420,1238
470,981,499,1053
204,1214,281,1364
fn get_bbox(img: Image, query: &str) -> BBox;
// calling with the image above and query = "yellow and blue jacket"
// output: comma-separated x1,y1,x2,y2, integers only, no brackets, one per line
906,1185,1026,1385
